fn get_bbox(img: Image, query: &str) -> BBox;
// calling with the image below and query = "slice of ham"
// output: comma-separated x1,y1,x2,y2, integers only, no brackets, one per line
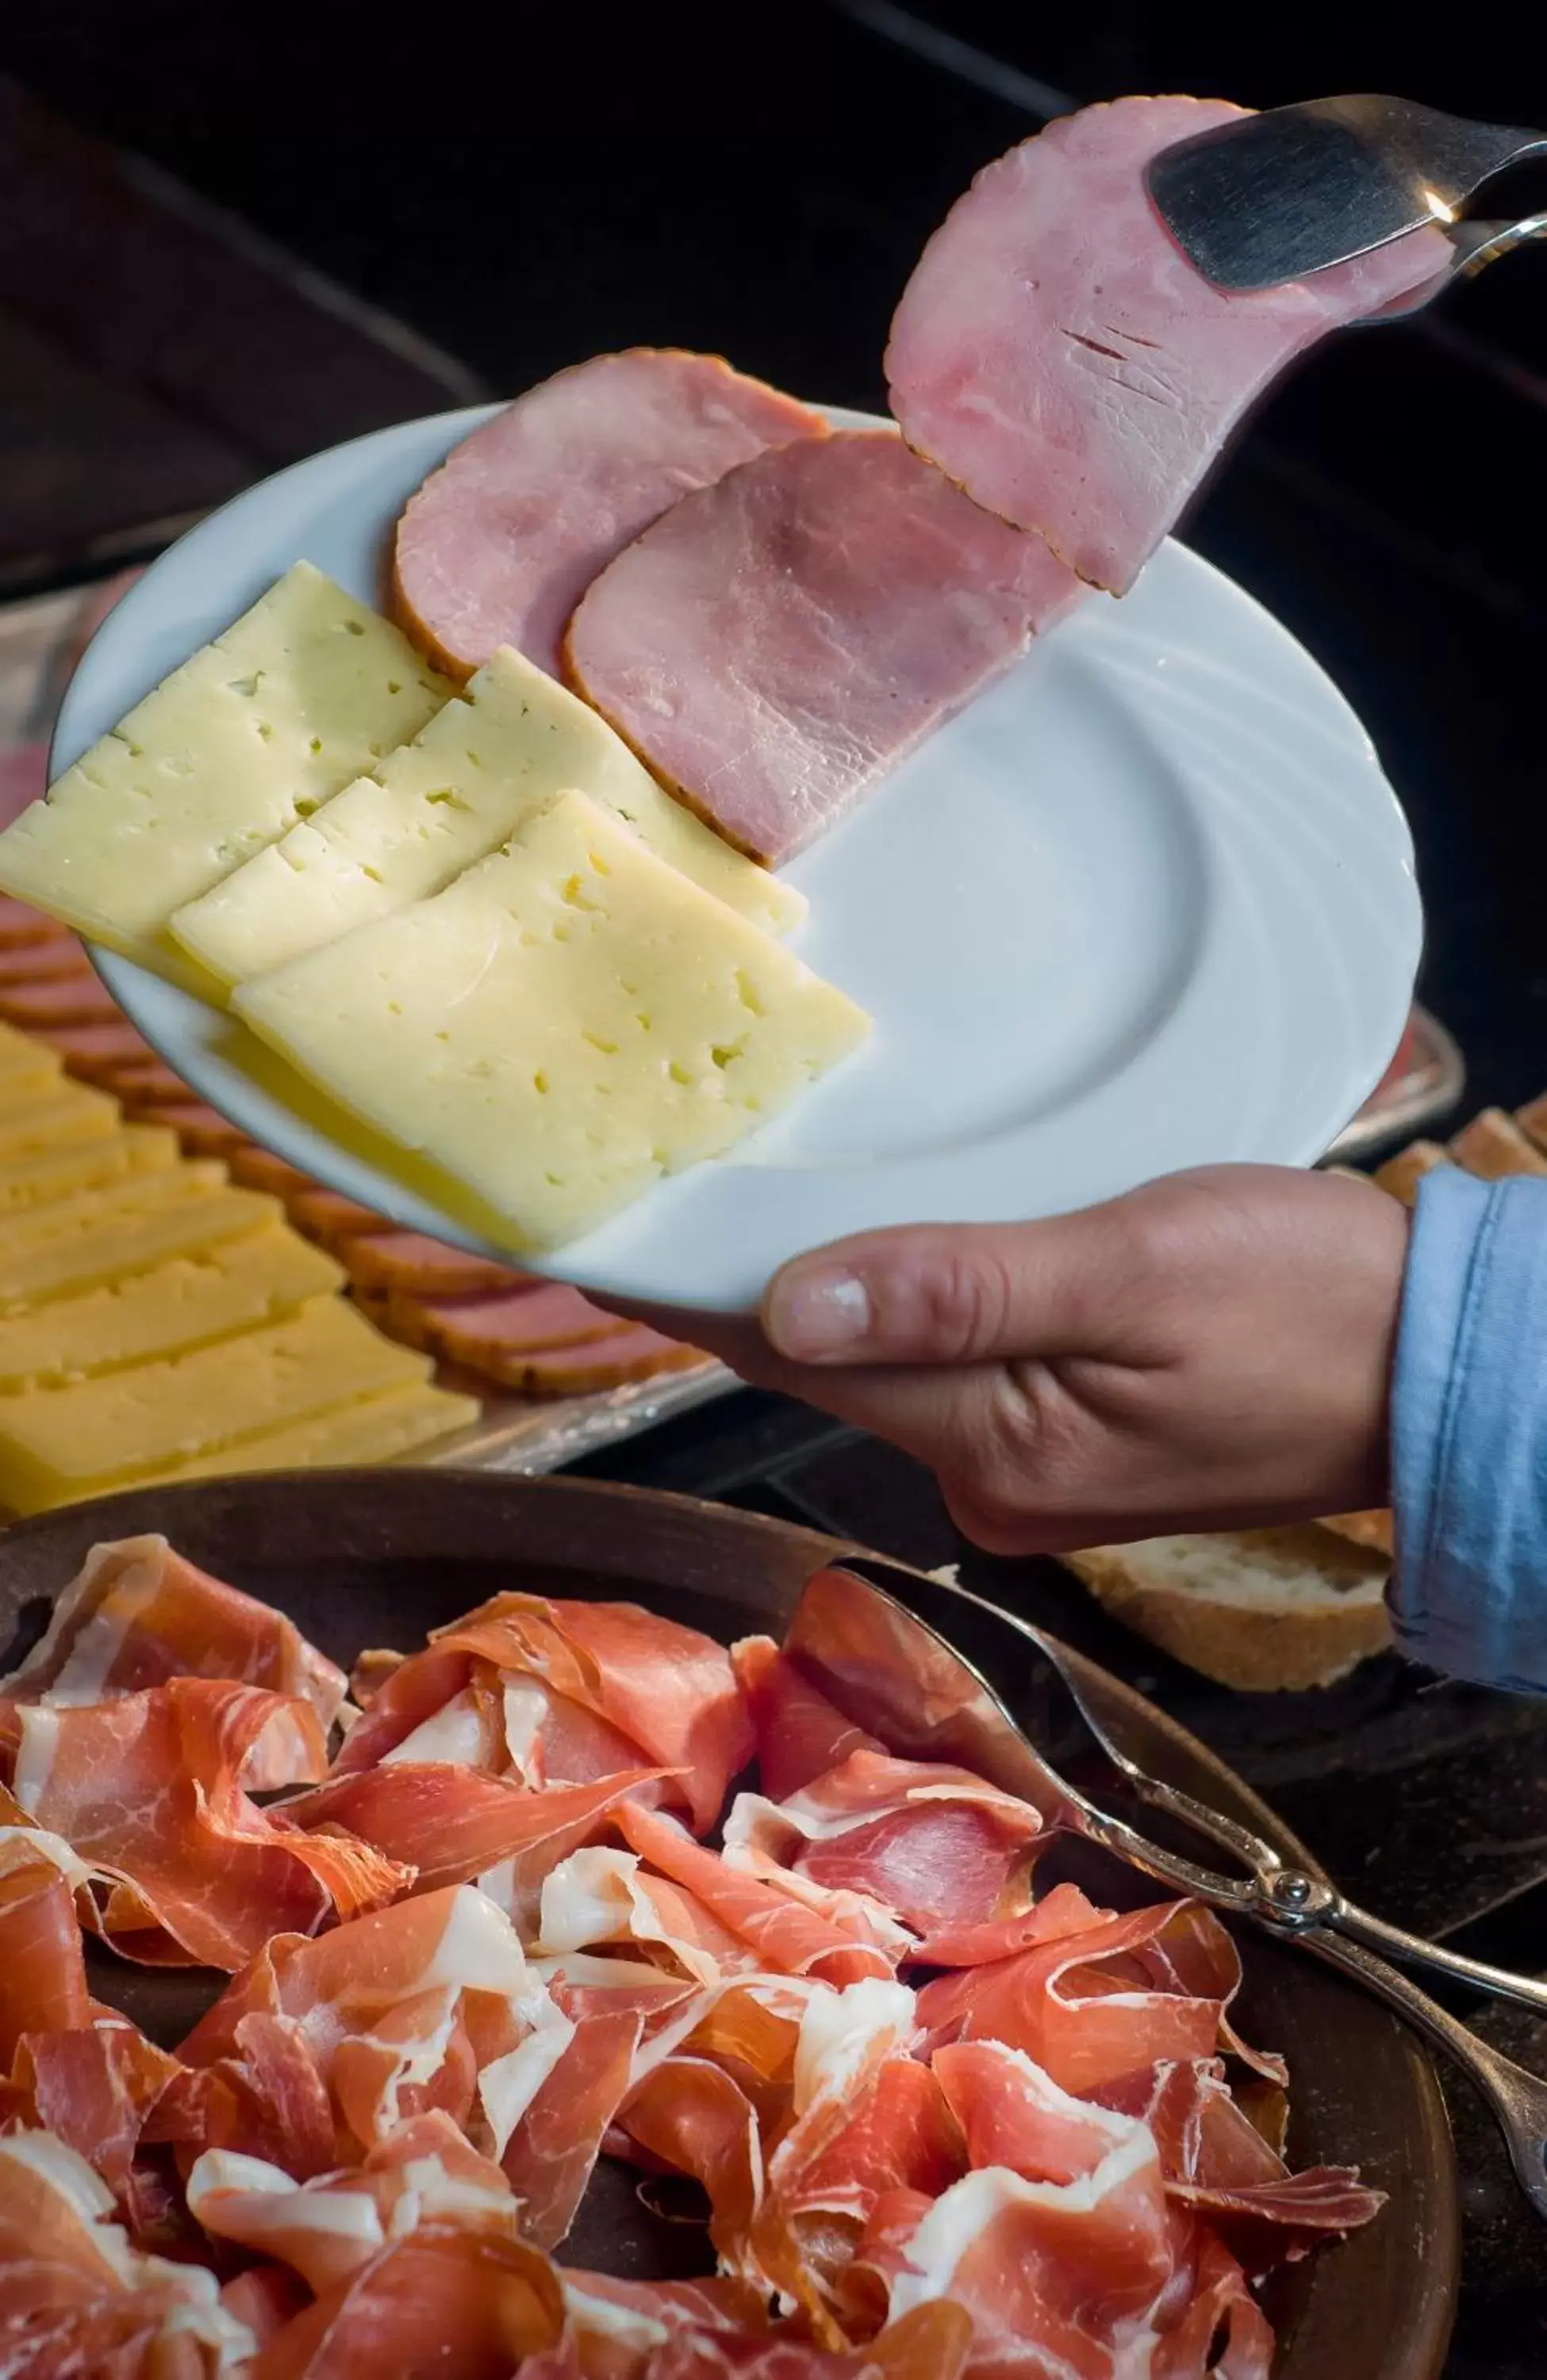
917,1897,1284,2095
0,1534,346,1725
285,1764,666,1914
475,1325,702,1397
3,1680,406,1967
104,1060,189,1104
0,935,90,985
116,1098,248,1156
613,1803,892,1987
341,1230,523,1296
245,2218,564,2379
0,893,59,947
566,427,1084,864
0,971,121,1027
228,1146,321,1202
29,1019,156,1081
537,1845,763,1987
334,1592,751,1837
886,95,1453,593
289,1187,394,1243
723,1749,1046,1940
731,1638,887,1802
392,349,828,681
500,2002,643,2249
0,1852,92,2066
387,1282,620,1365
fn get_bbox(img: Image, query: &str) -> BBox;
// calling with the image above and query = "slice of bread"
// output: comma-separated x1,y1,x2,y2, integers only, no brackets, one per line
1449,1107,1547,1180
1372,1141,1449,1204
1319,1508,1394,1556
1061,1526,1392,1692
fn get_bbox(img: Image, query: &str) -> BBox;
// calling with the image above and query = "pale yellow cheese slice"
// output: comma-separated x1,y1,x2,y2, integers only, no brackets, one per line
0,1083,120,1159
0,1161,227,1256
0,1125,179,1215
0,1223,341,1390
236,789,869,1250
0,1024,63,1096
166,1379,481,1480
0,1295,433,1513
0,1184,278,1312
0,563,453,981
171,643,803,984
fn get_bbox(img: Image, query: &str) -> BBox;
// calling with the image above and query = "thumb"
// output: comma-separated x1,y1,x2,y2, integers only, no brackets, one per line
760,1211,1130,1368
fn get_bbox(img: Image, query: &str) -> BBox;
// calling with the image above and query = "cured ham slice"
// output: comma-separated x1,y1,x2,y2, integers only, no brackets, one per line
3,1680,406,1967
886,96,1453,594
0,1849,91,2063
559,2269,774,2379
908,1877,1107,1969
286,1763,666,1915
566,428,1084,865
175,1886,559,2170
723,1750,1046,1940
0,2129,255,2377
393,350,828,681
501,2003,643,2248
539,1846,765,1986
0,1533,346,1726
731,1638,887,1802
334,1593,750,1836
617,2052,763,2263
917,1898,1284,2095
246,2218,564,2379
186,2111,518,2292
615,1803,894,1987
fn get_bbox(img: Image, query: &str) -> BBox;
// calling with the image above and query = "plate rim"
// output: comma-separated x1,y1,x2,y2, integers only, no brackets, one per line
57,401,1424,1311
0,1468,1458,2380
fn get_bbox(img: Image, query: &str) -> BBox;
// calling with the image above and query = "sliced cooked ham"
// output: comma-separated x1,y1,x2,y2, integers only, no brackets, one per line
392,349,828,681
0,935,87,984
30,1019,156,1081
566,428,1084,863
886,95,1453,593
386,1282,618,1368
342,1231,525,1297
0,893,58,948
116,1098,248,1157
0,970,121,1027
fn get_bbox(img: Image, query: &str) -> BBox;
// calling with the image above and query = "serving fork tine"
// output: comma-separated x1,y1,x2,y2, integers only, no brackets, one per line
789,1560,1547,2221
1144,94,1547,292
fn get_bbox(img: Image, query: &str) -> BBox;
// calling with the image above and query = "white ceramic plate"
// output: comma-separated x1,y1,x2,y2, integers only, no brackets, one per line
56,404,1421,1313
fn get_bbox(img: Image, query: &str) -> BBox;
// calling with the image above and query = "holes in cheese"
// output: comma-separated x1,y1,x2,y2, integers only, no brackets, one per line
0,1184,278,1313
0,1223,342,1392
0,1293,432,1514
233,789,869,1250
0,563,453,981
171,643,804,985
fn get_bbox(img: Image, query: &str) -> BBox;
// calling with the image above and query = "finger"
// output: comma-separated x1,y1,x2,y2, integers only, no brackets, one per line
760,1211,1134,1368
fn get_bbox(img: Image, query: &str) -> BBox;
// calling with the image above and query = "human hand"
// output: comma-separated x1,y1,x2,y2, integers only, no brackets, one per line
663,1165,1409,1554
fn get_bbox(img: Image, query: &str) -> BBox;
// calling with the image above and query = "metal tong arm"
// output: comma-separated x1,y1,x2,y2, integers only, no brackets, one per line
1104,1751,1547,2021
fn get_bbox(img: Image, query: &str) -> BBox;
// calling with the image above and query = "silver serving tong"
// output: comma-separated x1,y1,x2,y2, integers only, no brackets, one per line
789,1560,1547,2220
1144,94,1547,295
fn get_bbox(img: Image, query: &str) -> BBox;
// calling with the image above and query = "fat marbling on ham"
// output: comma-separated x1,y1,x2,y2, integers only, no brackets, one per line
886,94,1453,593
565,428,1086,865
391,349,827,681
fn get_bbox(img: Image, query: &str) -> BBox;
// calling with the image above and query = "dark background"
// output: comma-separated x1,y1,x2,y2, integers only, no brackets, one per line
2,7,1545,2370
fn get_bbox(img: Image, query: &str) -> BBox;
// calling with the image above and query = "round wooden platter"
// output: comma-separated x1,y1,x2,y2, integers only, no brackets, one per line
0,1472,1461,2378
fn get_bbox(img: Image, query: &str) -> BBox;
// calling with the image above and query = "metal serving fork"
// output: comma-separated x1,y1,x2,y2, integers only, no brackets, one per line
1144,94,1547,294
789,1559,1547,2221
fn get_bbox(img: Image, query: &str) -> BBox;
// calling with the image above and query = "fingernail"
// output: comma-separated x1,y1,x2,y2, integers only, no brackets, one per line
765,1265,872,1361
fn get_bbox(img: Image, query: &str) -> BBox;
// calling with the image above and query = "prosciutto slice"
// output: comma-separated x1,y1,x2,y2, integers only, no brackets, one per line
245,2218,564,2380
392,349,827,680
565,428,1084,864
332,1591,750,1837
723,1750,1046,1940
0,1534,346,1726
3,1681,406,1967
731,1638,886,1802
916,1899,1284,2096
614,1803,893,1987
886,95,1453,594
171,1885,562,2171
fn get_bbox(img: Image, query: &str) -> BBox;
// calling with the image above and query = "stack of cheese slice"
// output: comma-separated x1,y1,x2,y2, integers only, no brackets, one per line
0,1021,475,1512
0,566,870,1253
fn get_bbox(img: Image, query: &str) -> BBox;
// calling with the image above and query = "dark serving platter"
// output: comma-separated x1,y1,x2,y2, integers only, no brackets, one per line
0,1470,1461,2376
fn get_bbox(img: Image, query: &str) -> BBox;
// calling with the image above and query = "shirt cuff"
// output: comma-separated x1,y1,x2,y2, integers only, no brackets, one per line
1390,1166,1547,1691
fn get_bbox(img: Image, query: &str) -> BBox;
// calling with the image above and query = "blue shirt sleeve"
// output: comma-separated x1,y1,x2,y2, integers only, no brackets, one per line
1390,1165,1547,1691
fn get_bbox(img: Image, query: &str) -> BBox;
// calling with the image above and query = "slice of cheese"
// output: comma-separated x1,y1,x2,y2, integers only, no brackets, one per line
0,1223,342,1390
0,1184,275,1312
171,642,804,984
0,1295,433,1513
0,1082,120,1159
167,1380,481,1480
0,1124,179,1215
236,789,869,1249
0,563,453,982
0,1161,227,1255
0,1022,63,1096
